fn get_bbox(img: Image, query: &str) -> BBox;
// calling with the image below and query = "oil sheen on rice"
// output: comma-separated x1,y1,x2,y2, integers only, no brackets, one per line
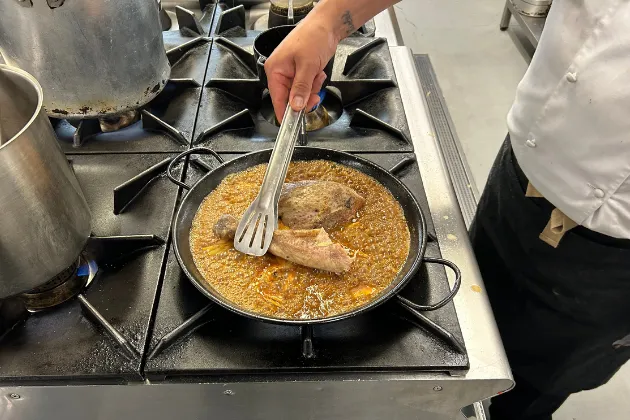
189,160,410,320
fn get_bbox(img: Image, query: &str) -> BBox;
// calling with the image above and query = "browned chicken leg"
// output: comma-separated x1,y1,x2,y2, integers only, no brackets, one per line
213,214,354,273
278,181,365,231
269,229,354,273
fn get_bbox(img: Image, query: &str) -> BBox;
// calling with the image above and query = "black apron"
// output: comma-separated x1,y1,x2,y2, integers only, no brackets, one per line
470,137,630,419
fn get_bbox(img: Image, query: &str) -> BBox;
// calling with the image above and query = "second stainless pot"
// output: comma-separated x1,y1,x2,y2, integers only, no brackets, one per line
0,65,92,298
0,0,170,119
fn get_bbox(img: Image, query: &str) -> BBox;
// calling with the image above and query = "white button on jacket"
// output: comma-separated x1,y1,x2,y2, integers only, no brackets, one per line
508,0,630,239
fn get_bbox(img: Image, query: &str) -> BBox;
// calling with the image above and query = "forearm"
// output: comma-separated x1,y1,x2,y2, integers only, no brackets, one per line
264,0,401,117
309,0,401,42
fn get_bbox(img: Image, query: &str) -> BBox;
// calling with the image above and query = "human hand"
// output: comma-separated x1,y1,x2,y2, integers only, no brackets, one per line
264,18,340,122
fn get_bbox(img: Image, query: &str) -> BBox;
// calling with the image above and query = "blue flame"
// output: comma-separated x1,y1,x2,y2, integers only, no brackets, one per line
310,90,327,112
77,259,98,277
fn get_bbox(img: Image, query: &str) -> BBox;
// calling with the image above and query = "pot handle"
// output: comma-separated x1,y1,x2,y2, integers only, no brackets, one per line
167,147,224,190
396,257,462,311
256,56,268,87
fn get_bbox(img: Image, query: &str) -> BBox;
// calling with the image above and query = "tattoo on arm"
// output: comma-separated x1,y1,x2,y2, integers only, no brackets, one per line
341,10,355,36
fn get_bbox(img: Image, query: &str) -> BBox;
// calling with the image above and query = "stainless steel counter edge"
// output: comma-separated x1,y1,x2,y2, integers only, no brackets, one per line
390,46,513,392
1,378,507,420
374,7,404,46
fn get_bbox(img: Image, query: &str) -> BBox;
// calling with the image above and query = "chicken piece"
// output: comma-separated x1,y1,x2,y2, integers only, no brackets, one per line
213,214,238,240
212,215,353,273
278,181,365,231
269,229,353,273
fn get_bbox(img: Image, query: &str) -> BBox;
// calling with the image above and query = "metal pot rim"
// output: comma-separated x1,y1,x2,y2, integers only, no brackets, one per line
0,64,44,151
253,24,296,60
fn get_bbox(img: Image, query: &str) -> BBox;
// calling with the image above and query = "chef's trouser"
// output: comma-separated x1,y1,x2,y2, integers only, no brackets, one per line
469,136,630,420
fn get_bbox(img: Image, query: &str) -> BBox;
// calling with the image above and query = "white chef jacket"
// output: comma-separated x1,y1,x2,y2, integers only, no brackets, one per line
509,0,630,239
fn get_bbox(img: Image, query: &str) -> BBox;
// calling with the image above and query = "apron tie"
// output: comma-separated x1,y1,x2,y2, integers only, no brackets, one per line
525,182,578,248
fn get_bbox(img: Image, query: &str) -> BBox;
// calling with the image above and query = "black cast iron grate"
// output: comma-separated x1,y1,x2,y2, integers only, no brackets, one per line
193,30,412,153
0,154,184,384
144,151,468,380
211,2,376,38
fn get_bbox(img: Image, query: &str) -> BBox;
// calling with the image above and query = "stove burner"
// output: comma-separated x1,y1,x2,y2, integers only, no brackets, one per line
305,105,331,131
62,110,141,140
259,88,342,131
99,110,140,132
20,255,98,312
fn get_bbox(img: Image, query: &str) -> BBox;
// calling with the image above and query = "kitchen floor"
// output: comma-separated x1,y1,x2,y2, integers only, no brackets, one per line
393,0,630,419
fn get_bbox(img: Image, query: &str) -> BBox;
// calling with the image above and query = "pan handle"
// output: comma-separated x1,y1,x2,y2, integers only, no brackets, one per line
167,147,225,190
396,257,462,311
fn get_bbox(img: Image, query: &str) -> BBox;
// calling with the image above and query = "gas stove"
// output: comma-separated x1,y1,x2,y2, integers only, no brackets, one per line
0,154,183,383
0,0,467,384
195,35,410,152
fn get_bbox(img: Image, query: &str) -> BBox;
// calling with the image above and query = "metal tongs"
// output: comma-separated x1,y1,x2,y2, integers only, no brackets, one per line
234,103,305,256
